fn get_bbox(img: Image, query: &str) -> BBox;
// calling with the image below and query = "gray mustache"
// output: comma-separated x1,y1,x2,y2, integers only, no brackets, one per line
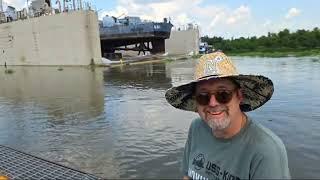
207,105,228,113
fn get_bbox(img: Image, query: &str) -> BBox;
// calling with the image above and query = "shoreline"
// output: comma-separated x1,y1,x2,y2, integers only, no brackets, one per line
101,54,193,67
99,50,320,68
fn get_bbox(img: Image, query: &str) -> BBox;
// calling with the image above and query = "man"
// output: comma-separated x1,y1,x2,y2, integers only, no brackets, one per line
165,52,290,179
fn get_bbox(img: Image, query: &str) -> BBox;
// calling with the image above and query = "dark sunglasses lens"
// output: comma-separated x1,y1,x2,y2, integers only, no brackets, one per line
216,91,233,104
196,93,210,105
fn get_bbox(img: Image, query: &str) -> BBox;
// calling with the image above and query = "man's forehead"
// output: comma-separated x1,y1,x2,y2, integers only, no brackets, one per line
196,78,235,89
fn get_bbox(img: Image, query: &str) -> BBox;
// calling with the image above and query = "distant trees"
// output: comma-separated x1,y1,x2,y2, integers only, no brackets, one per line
201,27,320,53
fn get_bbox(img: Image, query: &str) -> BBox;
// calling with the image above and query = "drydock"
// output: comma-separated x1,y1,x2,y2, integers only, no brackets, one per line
0,0,104,66
0,10,102,66
0,0,174,66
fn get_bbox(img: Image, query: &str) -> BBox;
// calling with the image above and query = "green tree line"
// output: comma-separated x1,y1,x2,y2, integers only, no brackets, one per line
201,27,320,53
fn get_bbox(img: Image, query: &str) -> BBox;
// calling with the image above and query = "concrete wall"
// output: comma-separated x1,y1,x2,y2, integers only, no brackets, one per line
0,10,102,66
165,28,200,55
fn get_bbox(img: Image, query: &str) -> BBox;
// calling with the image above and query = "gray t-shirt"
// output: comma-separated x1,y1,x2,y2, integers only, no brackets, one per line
182,117,290,180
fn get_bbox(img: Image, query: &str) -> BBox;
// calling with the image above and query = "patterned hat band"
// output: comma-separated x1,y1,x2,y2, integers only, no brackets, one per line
165,52,274,112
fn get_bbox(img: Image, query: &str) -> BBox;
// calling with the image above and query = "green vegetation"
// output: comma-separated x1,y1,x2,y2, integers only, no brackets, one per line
191,54,202,59
201,27,320,57
164,58,175,62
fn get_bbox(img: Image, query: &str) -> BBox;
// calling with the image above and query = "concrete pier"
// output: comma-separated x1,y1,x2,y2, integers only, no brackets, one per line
165,28,200,55
0,10,102,66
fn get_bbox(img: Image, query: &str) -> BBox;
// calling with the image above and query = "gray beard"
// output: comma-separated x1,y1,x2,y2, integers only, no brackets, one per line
207,116,231,131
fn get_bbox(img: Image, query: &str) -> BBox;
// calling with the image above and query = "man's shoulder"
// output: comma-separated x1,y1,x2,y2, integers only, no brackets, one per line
248,119,287,155
246,119,290,179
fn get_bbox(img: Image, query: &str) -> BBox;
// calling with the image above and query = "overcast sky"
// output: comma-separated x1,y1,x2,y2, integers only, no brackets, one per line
4,0,320,38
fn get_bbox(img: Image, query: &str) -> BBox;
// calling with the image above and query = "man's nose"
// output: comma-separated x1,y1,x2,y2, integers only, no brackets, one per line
208,94,220,106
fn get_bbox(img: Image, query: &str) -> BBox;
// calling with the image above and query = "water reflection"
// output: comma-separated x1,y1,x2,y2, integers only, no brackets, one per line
0,67,104,121
103,63,172,90
103,62,197,178
0,67,121,177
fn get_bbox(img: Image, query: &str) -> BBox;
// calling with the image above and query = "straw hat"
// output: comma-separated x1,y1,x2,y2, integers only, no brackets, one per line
165,51,274,112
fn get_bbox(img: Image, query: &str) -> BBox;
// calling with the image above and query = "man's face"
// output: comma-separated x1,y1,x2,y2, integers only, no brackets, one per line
195,78,243,131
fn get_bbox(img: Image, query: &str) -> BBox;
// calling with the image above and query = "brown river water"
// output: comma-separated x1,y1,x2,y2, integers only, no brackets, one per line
0,56,319,178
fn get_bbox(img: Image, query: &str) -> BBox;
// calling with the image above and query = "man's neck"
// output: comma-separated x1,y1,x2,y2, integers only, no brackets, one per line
212,112,247,139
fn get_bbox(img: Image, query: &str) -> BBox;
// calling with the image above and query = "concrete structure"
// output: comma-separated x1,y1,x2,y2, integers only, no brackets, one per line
0,10,102,66
165,28,200,55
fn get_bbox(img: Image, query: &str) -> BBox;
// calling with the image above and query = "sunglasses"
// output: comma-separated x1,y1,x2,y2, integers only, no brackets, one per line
195,89,236,106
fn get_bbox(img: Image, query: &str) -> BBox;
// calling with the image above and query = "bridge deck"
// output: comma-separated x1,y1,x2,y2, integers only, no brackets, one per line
0,145,100,180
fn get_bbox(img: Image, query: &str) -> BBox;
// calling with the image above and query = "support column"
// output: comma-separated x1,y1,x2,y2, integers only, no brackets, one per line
151,39,165,54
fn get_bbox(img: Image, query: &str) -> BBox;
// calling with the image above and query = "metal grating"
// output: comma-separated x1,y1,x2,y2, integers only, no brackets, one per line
0,145,100,180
